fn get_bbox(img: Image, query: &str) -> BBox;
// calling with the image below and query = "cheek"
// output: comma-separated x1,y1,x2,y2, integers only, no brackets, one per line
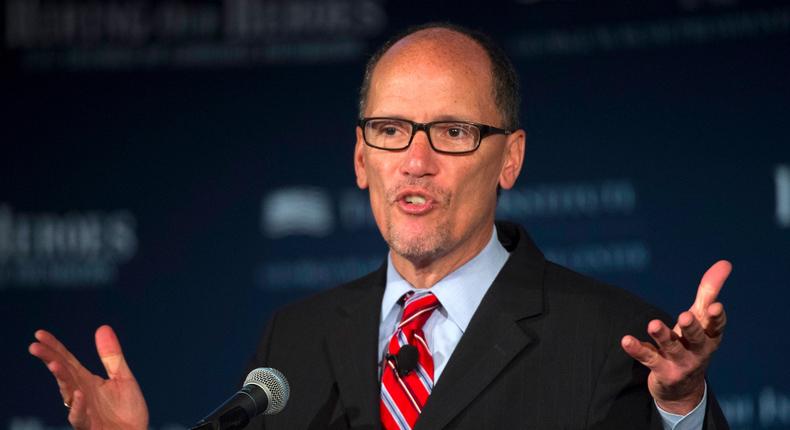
363,159,392,216
448,161,501,215
364,159,388,195
364,154,402,193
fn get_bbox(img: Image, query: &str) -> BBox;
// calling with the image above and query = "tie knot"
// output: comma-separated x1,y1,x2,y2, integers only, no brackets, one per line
398,291,439,331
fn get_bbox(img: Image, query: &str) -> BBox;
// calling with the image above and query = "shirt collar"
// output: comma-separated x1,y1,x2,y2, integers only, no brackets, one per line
381,226,510,332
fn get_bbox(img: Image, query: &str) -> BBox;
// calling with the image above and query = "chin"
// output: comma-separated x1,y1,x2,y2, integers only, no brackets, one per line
386,219,452,264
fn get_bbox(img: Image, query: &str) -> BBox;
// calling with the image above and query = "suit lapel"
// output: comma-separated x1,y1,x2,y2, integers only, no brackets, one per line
326,265,387,429
415,223,546,429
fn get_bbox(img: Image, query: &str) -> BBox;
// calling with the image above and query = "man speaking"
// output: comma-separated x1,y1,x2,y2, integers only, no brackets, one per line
29,23,731,429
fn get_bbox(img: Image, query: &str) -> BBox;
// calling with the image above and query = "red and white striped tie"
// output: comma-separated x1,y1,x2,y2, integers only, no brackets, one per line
380,291,440,430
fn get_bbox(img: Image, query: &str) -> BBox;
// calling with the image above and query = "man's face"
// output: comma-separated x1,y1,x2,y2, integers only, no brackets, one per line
354,31,524,269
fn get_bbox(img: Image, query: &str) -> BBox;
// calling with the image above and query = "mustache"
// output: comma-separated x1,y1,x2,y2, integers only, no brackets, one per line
385,179,451,204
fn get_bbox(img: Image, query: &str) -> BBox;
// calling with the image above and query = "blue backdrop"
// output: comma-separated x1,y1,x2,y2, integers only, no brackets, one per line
3,1,789,429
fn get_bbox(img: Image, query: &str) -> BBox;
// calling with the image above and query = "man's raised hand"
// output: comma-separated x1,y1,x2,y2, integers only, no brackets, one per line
28,325,149,430
621,260,731,414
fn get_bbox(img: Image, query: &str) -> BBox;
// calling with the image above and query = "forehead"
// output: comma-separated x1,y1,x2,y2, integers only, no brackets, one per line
366,29,499,123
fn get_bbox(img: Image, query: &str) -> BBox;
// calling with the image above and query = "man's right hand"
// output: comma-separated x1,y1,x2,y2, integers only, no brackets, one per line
28,325,149,430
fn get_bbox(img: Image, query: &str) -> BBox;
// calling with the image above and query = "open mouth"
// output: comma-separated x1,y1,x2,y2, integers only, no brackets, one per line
403,195,427,205
395,190,436,215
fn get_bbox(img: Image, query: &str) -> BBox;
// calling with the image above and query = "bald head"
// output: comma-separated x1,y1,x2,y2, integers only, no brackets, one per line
358,23,520,130
376,28,491,76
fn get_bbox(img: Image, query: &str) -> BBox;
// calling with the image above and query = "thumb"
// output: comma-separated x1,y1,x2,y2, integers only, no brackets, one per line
95,325,133,379
692,260,732,316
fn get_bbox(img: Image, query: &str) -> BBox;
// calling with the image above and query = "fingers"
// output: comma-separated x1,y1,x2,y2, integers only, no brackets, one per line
648,319,690,356
67,390,89,430
677,311,706,351
692,260,731,317
31,326,133,380
29,340,63,366
623,319,686,368
95,325,133,379
29,338,83,402
633,308,725,364
621,335,659,367
48,359,80,398
33,329,82,368
705,302,727,337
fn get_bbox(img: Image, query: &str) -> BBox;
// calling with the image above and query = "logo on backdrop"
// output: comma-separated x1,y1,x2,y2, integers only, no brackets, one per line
497,180,636,218
776,164,790,228
508,5,790,58
257,179,649,290
4,0,387,70
261,187,334,238
498,179,649,274
718,386,790,428
0,204,138,289
258,186,379,290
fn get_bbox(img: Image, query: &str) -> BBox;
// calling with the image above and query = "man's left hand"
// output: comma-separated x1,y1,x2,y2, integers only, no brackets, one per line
621,260,731,415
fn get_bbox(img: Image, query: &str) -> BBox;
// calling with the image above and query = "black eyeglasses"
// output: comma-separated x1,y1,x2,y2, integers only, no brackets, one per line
358,117,511,154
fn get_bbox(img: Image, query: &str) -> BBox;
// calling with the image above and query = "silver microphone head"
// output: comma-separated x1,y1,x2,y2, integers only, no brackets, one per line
244,367,290,415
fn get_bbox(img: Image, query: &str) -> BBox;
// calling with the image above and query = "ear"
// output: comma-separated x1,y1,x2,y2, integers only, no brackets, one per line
354,126,369,189
498,129,526,190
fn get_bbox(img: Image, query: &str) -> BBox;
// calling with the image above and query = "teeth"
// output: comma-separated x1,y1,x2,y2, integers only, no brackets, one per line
405,195,426,205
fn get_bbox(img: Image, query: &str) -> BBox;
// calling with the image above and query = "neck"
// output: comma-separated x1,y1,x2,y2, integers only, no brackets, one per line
390,222,495,289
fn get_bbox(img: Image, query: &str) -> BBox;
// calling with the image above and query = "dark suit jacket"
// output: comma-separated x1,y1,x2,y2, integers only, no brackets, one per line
247,221,728,429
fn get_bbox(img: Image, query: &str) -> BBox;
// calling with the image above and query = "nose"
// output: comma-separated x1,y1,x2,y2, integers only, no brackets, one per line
400,130,438,178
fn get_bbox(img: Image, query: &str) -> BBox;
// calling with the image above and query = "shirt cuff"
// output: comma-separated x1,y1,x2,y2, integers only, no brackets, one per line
656,382,708,430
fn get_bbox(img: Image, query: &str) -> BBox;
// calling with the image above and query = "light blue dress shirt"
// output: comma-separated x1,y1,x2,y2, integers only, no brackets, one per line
378,226,706,430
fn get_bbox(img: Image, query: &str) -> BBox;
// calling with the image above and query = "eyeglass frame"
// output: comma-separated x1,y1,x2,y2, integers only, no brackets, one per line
357,117,512,155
